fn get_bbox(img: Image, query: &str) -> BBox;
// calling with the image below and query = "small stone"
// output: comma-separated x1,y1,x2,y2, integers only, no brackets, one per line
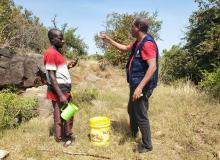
155,131,165,137
174,144,184,150
217,150,220,160
26,158,36,160
0,150,9,159
85,74,101,82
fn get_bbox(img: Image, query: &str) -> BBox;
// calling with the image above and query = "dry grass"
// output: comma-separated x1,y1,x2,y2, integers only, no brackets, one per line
0,59,220,160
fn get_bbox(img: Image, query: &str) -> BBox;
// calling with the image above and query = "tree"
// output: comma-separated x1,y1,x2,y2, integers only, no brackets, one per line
95,11,162,67
184,0,220,84
160,0,220,97
63,28,88,57
160,45,191,83
51,16,88,57
0,0,49,53
0,0,13,44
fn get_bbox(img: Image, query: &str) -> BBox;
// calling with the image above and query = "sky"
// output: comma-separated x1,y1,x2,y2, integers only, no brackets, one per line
13,0,198,55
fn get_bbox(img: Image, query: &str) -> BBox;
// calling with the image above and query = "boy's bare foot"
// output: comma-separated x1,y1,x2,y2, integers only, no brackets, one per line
63,139,73,147
63,135,75,147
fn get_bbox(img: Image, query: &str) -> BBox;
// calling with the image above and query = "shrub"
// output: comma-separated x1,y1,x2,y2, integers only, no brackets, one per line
89,54,104,61
64,50,77,59
72,88,98,106
199,68,220,98
0,90,37,129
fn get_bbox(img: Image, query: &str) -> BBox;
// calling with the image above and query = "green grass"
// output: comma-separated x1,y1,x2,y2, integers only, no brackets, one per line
0,60,219,160
72,87,98,106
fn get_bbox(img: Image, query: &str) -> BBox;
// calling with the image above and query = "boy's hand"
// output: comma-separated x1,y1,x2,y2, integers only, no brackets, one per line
59,94,68,104
68,58,78,69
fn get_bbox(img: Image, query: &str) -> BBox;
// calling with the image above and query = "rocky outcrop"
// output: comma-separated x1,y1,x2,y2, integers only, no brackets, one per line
0,48,46,89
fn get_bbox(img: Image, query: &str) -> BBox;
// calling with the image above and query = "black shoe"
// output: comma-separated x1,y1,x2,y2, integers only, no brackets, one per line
133,144,153,153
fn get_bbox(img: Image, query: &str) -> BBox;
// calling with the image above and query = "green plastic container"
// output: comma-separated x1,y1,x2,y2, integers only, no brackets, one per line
61,102,79,121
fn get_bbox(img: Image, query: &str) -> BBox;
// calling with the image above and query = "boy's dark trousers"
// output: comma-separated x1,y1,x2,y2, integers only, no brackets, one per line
52,97,73,142
128,86,153,149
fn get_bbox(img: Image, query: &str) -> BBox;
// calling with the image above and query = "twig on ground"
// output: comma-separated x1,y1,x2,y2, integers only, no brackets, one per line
38,149,111,159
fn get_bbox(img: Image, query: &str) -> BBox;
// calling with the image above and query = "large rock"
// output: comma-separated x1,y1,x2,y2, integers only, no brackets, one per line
0,48,46,89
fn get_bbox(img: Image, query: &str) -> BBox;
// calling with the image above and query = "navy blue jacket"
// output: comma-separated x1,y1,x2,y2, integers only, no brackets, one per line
126,34,159,91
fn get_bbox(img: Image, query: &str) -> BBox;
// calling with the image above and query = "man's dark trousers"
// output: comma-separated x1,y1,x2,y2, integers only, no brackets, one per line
128,86,153,149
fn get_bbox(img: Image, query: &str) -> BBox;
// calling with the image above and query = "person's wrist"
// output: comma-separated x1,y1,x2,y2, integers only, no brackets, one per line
138,85,144,91
58,92,64,97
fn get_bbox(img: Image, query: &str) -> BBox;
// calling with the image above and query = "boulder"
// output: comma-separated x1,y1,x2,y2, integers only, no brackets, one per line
0,48,46,89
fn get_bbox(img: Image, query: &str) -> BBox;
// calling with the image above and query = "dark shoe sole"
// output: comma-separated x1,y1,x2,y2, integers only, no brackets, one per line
133,145,153,153
138,147,153,153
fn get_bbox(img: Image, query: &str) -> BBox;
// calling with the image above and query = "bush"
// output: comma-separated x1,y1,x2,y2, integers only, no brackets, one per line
0,90,37,129
199,68,220,98
64,50,78,59
89,54,104,61
72,88,98,106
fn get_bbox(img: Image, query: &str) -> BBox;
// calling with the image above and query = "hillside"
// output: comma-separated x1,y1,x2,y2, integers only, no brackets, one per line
0,59,220,160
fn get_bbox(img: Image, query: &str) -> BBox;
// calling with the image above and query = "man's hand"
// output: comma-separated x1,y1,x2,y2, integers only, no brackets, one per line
98,33,129,52
68,58,78,69
132,86,143,101
132,58,157,102
98,33,111,43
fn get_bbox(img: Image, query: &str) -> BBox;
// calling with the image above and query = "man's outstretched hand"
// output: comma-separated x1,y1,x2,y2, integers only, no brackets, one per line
98,33,111,43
